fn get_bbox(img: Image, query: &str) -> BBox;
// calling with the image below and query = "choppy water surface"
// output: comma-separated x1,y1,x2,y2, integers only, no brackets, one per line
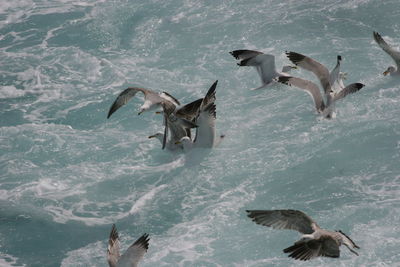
1,0,400,266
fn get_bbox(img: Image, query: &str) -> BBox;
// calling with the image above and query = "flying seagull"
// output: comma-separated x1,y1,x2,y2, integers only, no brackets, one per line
107,224,149,267
373,31,400,76
246,209,360,261
176,80,224,150
107,87,180,118
229,49,297,90
280,52,365,118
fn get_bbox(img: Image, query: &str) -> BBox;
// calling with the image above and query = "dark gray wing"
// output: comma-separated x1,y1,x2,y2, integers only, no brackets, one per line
333,83,364,102
286,51,331,94
176,98,203,121
107,87,148,118
278,76,325,112
373,31,400,69
229,49,263,61
283,236,340,261
117,234,150,267
246,209,317,234
107,224,120,267
199,80,217,111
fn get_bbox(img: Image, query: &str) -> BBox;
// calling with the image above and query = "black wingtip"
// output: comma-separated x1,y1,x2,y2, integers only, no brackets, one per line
285,51,305,65
277,76,292,85
355,83,365,89
109,224,119,240
133,233,150,250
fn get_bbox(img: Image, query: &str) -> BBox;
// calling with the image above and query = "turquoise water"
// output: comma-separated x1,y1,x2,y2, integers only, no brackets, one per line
1,0,400,266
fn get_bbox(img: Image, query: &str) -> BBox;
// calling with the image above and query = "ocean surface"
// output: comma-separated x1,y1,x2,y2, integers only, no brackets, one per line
1,0,400,266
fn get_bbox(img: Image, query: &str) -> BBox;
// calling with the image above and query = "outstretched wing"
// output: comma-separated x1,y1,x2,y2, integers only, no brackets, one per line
333,83,364,102
373,31,400,69
107,224,120,267
246,209,317,234
278,76,325,112
283,236,340,261
107,87,148,118
286,51,331,94
118,234,150,267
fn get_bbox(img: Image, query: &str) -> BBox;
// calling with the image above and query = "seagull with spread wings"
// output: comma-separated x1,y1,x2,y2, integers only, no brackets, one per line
107,224,149,267
278,52,364,118
246,209,360,261
107,87,180,118
230,50,297,90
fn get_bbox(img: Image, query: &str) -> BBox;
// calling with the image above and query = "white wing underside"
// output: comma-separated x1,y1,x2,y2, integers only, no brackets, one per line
193,109,215,148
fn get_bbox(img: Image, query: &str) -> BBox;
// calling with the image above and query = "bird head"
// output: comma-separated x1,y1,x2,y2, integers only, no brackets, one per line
383,66,396,76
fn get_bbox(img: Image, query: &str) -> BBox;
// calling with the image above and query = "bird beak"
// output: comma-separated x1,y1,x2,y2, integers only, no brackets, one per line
383,70,390,76
148,135,155,139
175,141,181,145
291,65,298,69
138,111,142,115
155,111,162,114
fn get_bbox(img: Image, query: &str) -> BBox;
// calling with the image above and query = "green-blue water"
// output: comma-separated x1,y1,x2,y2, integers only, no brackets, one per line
1,0,400,266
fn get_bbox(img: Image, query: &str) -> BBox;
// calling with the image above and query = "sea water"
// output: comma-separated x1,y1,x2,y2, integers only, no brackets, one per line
1,0,400,266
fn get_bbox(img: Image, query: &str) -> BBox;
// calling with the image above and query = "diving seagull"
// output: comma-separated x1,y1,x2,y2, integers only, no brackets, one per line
176,80,224,151
280,52,365,118
246,209,360,261
229,49,297,90
148,100,198,150
107,87,180,118
373,31,400,76
107,224,149,267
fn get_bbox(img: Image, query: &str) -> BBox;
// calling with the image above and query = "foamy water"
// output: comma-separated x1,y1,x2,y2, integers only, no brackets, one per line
1,0,400,266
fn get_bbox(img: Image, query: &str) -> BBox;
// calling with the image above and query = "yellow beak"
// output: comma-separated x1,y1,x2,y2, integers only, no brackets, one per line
383,70,390,76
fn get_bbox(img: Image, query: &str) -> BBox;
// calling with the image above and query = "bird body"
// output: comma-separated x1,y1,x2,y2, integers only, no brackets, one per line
280,52,365,118
230,49,296,90
107,87,180,118
107,224,149,267
246,209,360,261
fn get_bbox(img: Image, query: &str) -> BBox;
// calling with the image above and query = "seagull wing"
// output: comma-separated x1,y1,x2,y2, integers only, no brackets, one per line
329,56,342,88
278,76,325,112
176,98,203,121
199,80,217,111
286,51,331,94
283,236,340,261
107,224,120,267
229,49,263,60
107,87,150,118
246,209,317,234
373,31,400,69
193,81,218,147
117,234,150,267
333,83,364,102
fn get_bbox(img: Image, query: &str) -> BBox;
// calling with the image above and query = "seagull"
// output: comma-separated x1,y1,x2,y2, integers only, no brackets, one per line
229,49,297,90
176,80,224,150
373,31,400,76
107,224,149,267
107,87,180,118
280,52,365,118
148,100,198,150
246,209,360,261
